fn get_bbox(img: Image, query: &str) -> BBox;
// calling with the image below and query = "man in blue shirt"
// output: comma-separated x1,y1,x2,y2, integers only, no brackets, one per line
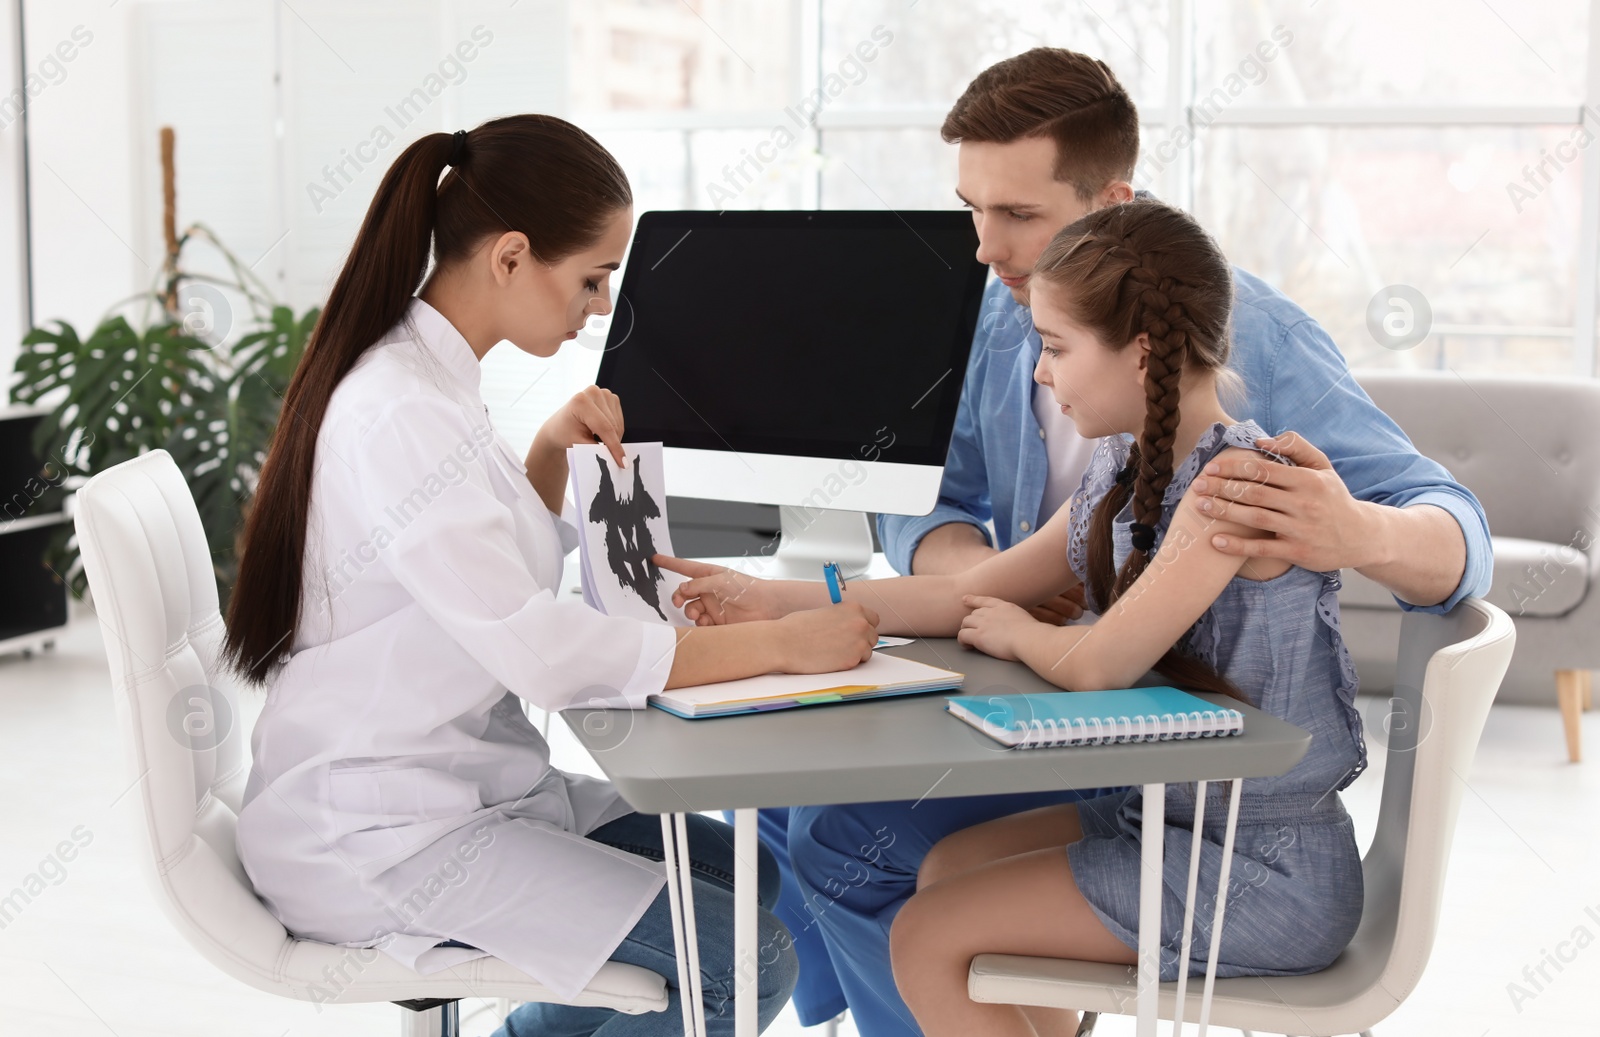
763,49,1493,1037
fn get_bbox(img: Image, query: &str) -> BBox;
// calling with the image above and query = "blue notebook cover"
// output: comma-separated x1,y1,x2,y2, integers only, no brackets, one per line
946,686,1244,749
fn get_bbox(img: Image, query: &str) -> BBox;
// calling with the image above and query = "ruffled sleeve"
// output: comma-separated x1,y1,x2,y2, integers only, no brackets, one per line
1066,434,1133,612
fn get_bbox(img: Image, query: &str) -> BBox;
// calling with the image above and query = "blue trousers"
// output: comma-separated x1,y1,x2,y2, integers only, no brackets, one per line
778,789,1106,1037
499,811,799,1036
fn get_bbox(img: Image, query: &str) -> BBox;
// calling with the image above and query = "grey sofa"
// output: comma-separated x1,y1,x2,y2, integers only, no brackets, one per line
1337,370,1599,762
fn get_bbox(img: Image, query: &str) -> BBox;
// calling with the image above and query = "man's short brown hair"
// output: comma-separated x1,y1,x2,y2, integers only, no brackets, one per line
941,48,1140,203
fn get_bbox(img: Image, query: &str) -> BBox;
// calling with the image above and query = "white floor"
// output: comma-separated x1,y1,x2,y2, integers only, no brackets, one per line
1,608,1596,1037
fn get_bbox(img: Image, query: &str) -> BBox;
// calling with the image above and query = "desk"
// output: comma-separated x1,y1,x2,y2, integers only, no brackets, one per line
566,635,1310,1037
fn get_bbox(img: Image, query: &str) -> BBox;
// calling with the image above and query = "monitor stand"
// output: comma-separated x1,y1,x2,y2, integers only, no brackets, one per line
772,506,874,581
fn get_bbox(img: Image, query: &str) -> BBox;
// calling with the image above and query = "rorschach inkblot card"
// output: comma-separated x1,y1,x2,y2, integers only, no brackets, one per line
565,441,695,627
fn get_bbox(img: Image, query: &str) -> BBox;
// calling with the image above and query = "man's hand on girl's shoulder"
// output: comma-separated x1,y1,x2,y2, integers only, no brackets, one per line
1190,433,1378,572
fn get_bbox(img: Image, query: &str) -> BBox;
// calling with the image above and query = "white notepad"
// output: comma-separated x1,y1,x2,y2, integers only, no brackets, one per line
651,651,965,719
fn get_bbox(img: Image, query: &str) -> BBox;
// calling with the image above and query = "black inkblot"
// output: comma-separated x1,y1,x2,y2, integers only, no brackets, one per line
588,454,668,620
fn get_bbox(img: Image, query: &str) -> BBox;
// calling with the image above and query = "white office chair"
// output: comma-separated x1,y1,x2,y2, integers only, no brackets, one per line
74,450,669,1036
966,597,1516,1036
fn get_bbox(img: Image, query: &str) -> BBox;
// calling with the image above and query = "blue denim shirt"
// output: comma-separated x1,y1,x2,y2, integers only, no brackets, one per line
877,268,1493,613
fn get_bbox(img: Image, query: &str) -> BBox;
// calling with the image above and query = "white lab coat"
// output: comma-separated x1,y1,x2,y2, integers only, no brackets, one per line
236,298,678,1000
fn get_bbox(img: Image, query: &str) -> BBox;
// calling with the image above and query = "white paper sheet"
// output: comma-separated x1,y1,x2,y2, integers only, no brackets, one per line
567,442,695,627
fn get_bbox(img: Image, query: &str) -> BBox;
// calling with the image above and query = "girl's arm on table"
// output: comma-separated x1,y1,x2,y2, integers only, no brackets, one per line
965,448,1278,691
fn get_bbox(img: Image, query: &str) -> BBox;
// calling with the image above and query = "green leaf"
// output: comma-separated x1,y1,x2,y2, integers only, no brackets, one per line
233,305,318,475
163,372,240,592
12,320,87,470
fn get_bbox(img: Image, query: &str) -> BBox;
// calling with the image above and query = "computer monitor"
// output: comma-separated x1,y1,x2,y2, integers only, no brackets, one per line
596,210,989,576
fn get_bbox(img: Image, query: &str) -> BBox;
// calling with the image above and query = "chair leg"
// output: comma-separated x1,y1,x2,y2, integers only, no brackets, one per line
1583,669,1594,711
1557,669,1585,763
397,1001,459,1037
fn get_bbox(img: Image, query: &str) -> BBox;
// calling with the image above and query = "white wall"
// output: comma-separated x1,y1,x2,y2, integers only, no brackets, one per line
22,2,137,342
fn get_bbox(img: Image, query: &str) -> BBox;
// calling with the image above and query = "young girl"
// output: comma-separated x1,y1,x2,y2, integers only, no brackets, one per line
662,199,1366,1036
227,115,882,1037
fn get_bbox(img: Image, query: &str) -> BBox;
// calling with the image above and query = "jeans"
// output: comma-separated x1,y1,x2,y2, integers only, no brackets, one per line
786,789,1108,1037
496,811,799,1037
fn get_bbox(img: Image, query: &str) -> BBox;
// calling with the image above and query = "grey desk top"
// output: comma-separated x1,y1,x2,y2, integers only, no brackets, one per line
563,638,1311,814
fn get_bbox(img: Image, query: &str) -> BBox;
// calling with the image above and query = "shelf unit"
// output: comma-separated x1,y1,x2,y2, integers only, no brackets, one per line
0,405,70,658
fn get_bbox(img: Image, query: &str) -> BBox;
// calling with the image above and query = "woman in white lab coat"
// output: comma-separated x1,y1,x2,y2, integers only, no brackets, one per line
225,114,878,1036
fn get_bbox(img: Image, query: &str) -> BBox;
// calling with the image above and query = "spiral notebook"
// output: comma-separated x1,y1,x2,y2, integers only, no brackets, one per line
946,687,1244,749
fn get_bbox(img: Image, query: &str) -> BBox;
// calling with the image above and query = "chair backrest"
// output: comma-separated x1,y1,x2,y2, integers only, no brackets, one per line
74,450,296,986
1355,597,1515,1006
1355,369,1600,546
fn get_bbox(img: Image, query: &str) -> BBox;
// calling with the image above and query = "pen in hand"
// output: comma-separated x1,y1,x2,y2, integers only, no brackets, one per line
823,561,845,604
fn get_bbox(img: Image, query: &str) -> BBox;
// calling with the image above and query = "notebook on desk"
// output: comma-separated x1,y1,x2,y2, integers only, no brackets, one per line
650,650,965,719
947,686,1244,749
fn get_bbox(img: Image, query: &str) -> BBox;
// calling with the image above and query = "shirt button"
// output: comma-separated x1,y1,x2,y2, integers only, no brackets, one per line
1019,520,1031,532
1038,427,1046,439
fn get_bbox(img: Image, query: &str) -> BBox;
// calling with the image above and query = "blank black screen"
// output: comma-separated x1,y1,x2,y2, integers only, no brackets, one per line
596,211,988,465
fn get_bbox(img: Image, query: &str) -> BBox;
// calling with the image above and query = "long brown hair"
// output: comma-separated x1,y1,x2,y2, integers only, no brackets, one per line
1034,200,1245,700
940,47,1140,203
224,115,632,684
